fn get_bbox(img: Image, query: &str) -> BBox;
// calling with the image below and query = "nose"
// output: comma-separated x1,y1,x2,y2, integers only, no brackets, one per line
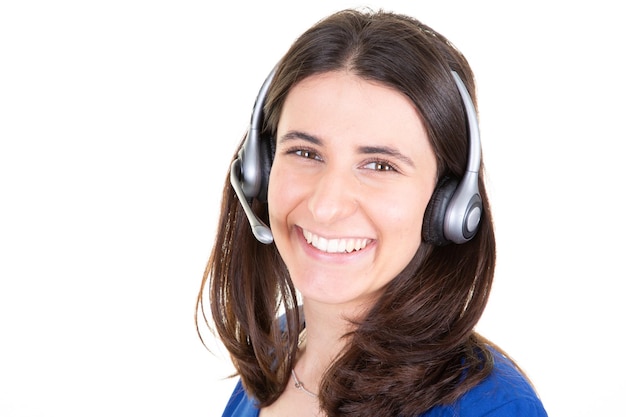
307,166,359,224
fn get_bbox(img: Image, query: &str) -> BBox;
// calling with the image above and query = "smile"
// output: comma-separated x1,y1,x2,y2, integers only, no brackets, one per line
302,229,371,253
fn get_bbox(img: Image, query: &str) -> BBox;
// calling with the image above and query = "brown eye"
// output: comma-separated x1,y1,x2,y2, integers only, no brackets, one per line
295,149,322,161
363,161,396,172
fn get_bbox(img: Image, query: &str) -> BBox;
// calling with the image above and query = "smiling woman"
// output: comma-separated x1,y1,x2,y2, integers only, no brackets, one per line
268,71,436,309
196,8,548,417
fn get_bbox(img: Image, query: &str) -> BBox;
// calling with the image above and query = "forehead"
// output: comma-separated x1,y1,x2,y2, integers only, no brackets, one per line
277,71,429,150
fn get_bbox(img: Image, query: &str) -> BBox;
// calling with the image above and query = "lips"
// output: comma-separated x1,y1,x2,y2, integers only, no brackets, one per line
302,229,370,253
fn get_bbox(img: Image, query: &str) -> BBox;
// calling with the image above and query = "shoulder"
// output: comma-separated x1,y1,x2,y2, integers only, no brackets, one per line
220,351,547,417
221,379,259,417
424,349,548,417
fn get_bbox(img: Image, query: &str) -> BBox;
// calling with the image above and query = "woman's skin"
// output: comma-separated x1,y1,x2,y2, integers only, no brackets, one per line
262,70,438,417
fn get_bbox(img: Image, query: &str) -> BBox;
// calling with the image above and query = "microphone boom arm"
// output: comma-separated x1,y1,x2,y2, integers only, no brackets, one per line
230,159,274,244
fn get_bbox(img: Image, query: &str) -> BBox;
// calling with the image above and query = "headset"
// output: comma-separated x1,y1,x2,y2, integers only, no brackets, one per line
230,67,482,246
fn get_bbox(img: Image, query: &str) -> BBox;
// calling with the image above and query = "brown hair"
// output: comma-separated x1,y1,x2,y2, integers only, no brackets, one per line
197,8,499,416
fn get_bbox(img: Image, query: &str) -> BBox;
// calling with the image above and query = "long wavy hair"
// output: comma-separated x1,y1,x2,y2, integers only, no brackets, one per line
197,8,501,416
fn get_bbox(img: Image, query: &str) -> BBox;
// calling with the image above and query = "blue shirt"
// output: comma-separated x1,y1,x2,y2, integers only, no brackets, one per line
221,350,548,416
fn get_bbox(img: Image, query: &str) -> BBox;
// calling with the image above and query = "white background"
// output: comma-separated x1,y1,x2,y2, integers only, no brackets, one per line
1,1,624,416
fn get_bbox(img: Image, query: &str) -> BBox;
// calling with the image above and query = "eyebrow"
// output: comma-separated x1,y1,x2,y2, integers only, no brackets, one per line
279,130,322,145
358,145,415,168
279,130,415,168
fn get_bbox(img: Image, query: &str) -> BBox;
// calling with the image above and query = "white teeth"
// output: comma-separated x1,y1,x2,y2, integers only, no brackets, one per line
302,229,369,253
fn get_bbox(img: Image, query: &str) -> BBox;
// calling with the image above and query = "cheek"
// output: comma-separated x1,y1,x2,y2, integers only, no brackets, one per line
267,164,299,226
376,190,432,253
385,205,423,243
385,190,431,227
267,171,282,225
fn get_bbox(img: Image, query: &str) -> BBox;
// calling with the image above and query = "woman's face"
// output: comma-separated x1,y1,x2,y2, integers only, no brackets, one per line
268,71,437,309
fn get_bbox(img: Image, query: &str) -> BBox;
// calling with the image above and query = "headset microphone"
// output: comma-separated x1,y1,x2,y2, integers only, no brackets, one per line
230,158,274,244
229,68,277,245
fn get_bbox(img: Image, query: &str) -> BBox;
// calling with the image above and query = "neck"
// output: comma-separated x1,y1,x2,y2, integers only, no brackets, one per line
294,299,369,389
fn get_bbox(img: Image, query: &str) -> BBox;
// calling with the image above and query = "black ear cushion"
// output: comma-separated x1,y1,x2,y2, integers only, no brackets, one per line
256,135,275,203
422,176,458,246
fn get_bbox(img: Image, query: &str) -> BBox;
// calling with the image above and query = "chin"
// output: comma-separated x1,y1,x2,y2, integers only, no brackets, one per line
296,277,381,309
